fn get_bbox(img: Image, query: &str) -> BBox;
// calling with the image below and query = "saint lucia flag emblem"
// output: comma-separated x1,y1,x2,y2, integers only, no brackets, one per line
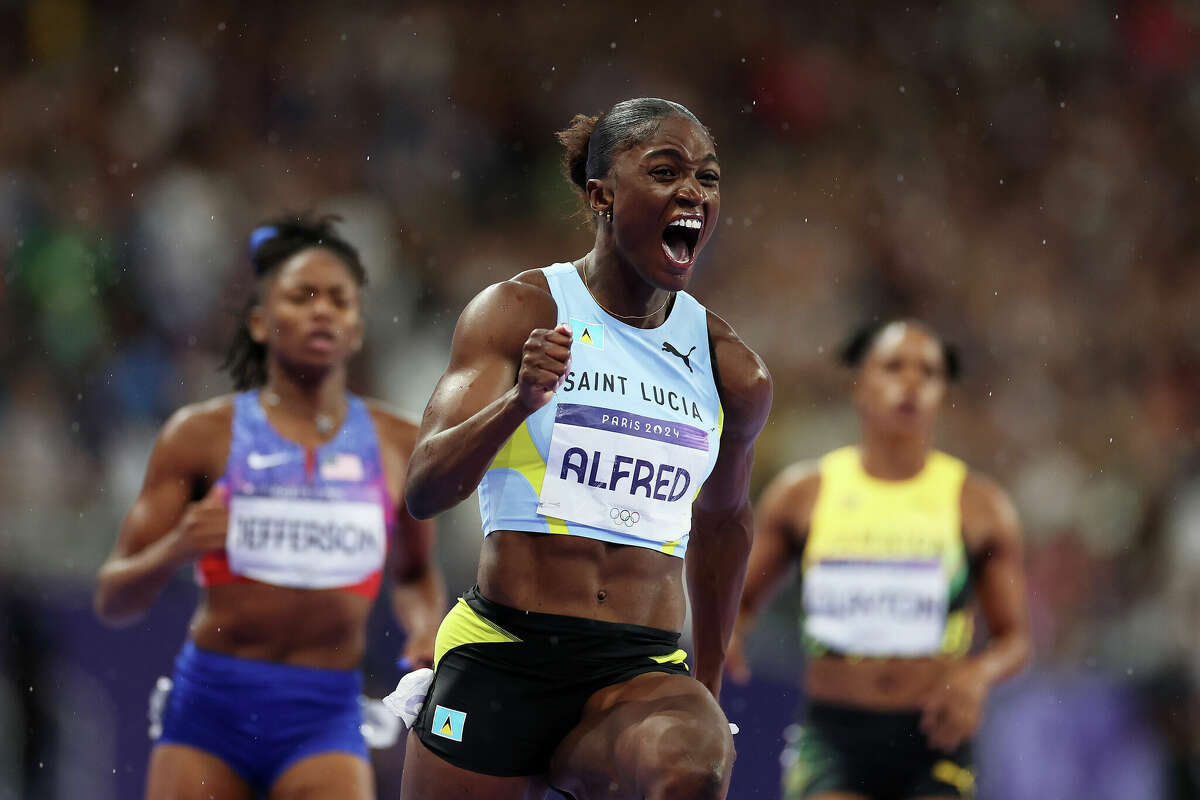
431,705,466,742
570,317,604,350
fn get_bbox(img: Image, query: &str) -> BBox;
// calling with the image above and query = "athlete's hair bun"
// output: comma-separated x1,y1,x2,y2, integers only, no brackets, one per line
556,114,600,194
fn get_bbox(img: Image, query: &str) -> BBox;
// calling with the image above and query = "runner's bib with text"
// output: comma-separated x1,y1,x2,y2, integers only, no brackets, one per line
226,494,387,590
803,558,949,656
537,404,710,542
475,263,723,557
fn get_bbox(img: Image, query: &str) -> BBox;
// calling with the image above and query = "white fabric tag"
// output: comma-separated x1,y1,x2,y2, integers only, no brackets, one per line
382,667,434,729
226,495,386,589
537,404,710,543
803,559,949,656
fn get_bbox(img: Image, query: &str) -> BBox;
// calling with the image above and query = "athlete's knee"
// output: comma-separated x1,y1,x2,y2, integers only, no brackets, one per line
644,759,728,800
641,718,734,800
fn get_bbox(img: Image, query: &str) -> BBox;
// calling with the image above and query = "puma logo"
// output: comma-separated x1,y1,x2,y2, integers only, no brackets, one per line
661,342,697,373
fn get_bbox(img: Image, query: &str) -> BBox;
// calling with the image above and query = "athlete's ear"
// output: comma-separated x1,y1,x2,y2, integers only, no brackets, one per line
585,178,614,219
247,304,268,345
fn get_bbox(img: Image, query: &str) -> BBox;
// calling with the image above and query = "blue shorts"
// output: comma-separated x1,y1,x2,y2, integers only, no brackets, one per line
157,641,367,794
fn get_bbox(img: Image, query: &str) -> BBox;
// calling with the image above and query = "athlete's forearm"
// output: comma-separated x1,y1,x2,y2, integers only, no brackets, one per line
734,535,791,634
392,567,447,647
94,532,188,627
406,388,530,519
969,628,1031,689
686,503,754,698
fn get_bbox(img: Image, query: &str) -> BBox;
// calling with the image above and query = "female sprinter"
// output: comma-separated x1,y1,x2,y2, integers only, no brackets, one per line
94,216,446,800
727,319,1031,800
400,98,772,799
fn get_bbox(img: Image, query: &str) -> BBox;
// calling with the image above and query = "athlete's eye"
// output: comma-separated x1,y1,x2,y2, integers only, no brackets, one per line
650,166,676,179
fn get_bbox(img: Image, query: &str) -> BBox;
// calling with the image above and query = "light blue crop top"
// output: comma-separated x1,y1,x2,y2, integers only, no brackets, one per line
476,262,724,558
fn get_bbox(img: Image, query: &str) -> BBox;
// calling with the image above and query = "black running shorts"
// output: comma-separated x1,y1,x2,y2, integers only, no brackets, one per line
413,586,690,777
782,701,976,799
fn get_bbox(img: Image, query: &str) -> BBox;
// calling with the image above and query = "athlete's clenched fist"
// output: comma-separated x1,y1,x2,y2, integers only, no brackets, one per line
517,322,573,412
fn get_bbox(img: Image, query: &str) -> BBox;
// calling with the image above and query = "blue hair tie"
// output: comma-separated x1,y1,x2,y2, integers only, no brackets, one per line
247,225,280,259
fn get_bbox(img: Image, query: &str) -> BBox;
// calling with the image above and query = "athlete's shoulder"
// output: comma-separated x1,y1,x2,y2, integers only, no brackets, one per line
363,399,420,452
508,266,553,293
961,469,1021,544
457,268,557,331
162,395,234,441
757,460,821,542
155,395,235,472
763,460,822,509
705,308,772,437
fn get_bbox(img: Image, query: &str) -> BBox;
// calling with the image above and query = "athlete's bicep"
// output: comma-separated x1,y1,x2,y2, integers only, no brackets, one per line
966,477,1029,638
107,421,200,560
694,323,772,516
418,281,554,437
744,468,815,591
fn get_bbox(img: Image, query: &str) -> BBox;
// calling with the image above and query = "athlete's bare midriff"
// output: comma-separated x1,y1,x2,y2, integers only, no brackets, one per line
478,530,686,631
189,582,372,669
806,654,963,710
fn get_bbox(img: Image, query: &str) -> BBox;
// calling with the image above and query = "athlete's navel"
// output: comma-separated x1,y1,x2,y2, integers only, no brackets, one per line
596,589,608,603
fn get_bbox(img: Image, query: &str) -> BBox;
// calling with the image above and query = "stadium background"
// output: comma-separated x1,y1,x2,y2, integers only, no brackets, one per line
1,1,1198,797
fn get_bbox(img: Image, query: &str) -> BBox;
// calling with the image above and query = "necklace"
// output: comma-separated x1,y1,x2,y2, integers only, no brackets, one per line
262,389,339,435
583,267,674,321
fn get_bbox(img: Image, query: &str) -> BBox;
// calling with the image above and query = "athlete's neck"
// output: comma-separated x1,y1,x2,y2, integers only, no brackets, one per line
858,428,930,481
261,362,348,435
578,249,673,328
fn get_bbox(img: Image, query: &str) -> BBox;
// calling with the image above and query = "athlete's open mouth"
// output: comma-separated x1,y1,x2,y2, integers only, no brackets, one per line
662,216,702,266
305,330,337,352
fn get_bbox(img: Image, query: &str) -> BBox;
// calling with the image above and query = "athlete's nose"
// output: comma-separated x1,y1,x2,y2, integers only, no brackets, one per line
675,175,704,207
310,292,336,319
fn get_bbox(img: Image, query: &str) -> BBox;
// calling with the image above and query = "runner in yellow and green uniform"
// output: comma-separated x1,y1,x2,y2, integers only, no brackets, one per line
728,319,1031,800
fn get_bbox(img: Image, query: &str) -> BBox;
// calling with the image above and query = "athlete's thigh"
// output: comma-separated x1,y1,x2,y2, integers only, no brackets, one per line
146,743,253,800
550,671,733,799
400,730,550,800
268,752,373,800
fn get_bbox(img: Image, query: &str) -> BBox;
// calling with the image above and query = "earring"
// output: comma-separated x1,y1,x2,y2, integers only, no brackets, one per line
605,209,612,222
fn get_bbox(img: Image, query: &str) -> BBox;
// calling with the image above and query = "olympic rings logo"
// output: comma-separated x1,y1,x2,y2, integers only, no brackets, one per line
609,507,641,527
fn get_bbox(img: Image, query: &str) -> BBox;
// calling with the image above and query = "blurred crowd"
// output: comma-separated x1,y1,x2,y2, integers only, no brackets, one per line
1,0,1197,798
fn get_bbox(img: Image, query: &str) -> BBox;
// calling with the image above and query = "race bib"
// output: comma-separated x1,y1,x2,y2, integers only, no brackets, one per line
803,559,949,656
537,404,710,542
226,495,387,589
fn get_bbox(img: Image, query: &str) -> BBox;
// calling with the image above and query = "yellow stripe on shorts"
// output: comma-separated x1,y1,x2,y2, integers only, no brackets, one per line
649,648,689,670
433,597,522,669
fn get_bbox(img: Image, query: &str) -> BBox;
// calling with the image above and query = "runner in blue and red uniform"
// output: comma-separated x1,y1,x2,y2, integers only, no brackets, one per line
95,215,445,800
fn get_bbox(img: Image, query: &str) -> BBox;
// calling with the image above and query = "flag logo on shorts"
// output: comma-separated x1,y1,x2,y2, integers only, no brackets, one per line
431,705,466,742
570,318,603,350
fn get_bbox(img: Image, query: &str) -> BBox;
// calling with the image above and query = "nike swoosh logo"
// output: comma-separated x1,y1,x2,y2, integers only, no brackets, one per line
247,452,293,469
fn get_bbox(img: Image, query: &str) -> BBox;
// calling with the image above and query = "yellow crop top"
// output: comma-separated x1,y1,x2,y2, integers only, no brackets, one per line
800,446,973,658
